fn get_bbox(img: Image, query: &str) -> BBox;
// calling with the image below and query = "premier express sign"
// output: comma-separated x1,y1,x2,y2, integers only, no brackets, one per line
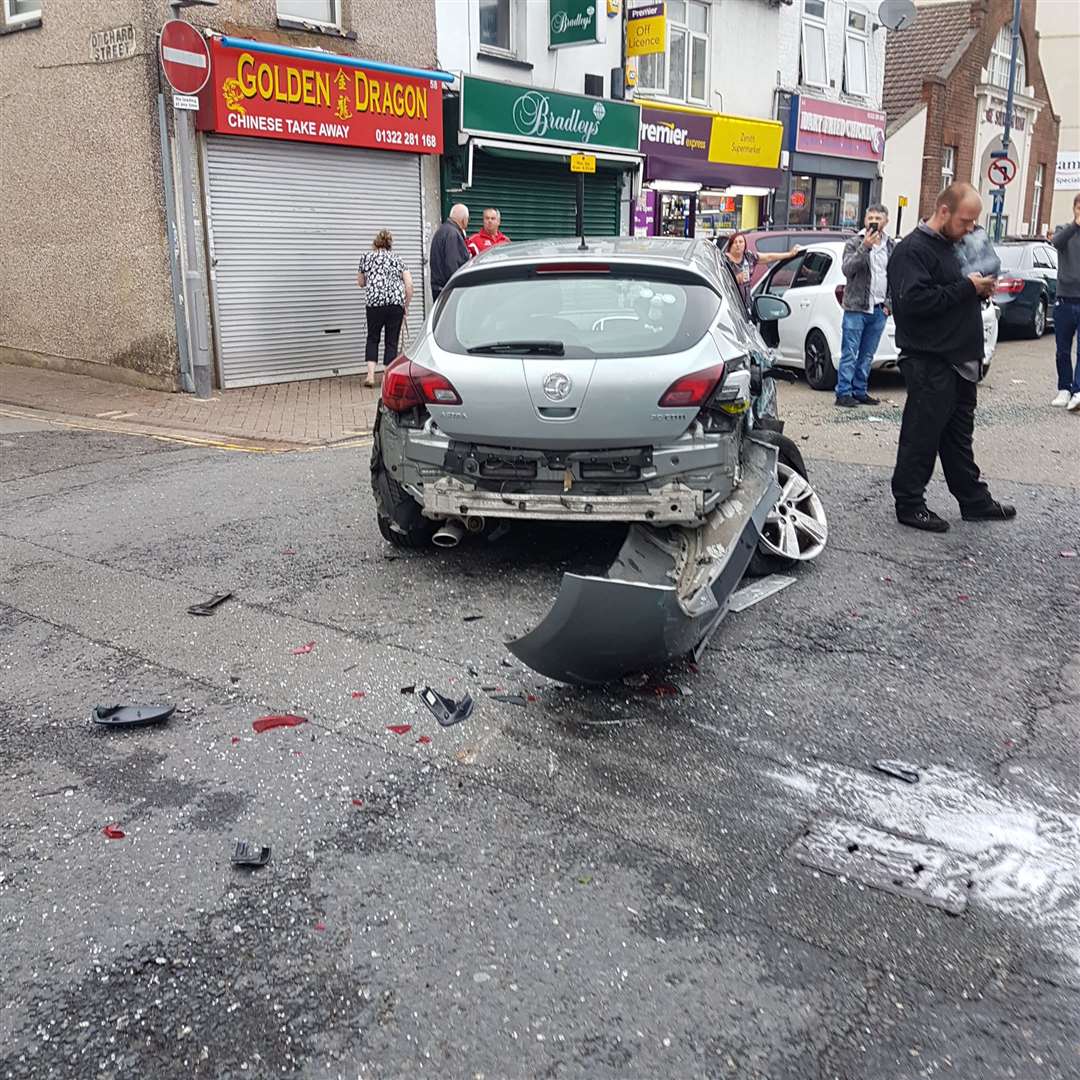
196,38,444,154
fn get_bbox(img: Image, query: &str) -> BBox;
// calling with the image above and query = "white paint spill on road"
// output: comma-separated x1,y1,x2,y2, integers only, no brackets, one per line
762,759,1080,974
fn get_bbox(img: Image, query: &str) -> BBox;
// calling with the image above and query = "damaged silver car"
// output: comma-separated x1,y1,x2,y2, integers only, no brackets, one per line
370,238,827,684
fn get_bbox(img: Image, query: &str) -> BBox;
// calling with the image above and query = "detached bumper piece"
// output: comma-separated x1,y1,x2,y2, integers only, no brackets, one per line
508,438,780,685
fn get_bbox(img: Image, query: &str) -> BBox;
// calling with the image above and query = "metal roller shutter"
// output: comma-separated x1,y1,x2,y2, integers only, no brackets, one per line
204,135,426,388
461,151,622,242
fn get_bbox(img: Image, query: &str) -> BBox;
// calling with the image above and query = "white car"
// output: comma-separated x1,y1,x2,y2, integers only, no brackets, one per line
753,242,999,391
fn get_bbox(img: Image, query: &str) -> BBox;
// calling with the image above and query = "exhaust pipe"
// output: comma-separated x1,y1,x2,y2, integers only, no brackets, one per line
465,514,486,534
431,519,466,549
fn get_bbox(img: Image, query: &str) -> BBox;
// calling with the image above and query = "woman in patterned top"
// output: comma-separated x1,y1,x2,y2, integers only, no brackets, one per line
720,232,800,314
357,229,414,388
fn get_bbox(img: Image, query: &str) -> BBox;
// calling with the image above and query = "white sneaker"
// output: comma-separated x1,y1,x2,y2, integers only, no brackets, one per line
1069,392,1080,412
1051,389,1071,406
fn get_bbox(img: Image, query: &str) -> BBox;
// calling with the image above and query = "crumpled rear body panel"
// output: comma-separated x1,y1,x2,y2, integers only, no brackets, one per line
508,438,780,685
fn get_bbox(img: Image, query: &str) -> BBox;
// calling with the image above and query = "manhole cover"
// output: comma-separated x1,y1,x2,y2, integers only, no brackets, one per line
792,817,977,915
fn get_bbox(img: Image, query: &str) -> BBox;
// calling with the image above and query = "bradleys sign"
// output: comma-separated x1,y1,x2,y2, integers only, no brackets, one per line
460,75,640,153
549,0,601,48
793,95,885,161
195,39,443,154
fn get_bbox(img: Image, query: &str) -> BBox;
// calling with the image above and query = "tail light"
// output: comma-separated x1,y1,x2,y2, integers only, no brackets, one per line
381,357,462,413
834,284,845,306
994,277,1025,294
657,363,725,408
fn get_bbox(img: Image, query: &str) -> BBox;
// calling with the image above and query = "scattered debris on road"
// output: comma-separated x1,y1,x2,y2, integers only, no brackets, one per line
400,685,416,695
419,686,474,727
873,759,921,785
386,724,412,735
32,786,78,799
1061,550,1077,559
351,691,367,700
290,641,315,655
252,713,308,733
489,692,527,707
187,592,233,616
92,704,175,728
728,575,796,613
102,825,126,840
417,735,432,744
463,614,484,623
231,840,271,867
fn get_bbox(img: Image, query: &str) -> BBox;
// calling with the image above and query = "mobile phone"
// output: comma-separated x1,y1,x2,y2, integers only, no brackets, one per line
867,222,880,234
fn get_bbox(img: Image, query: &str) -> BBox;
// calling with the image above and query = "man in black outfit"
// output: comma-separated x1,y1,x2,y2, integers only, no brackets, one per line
429,203,470,301
887,182,1016,532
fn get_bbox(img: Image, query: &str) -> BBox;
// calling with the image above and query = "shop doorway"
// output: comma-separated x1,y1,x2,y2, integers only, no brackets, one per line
788,175,866,229
659,192,694,237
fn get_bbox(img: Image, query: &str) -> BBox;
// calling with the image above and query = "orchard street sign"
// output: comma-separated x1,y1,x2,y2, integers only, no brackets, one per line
459,75,640,154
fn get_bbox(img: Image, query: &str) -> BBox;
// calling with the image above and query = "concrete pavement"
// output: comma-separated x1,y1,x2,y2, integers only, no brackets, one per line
0,340,1078,1078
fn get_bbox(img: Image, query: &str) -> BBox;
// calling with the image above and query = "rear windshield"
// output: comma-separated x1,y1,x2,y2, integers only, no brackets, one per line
994,246,1026,269
433,274,722,359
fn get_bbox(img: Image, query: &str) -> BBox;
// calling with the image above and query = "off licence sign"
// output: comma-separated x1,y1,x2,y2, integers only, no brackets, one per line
627,2,665,57
196,38,443,154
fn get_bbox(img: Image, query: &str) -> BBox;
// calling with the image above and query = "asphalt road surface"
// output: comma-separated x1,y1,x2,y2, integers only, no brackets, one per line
2,338,1078,1080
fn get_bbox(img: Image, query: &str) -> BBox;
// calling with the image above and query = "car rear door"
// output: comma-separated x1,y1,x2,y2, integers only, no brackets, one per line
758,254,805,359
782,251,834,359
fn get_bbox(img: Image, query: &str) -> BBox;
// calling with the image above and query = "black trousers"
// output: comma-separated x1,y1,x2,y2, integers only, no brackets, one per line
365,304,405,365
891,354,991,513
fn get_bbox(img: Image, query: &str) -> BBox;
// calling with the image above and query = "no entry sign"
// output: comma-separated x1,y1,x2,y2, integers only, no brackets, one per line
987,156,1017,186
159,20,211,96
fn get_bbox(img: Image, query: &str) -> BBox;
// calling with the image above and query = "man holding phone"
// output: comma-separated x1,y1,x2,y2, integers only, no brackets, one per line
836,205,895,407
887,182,1013,532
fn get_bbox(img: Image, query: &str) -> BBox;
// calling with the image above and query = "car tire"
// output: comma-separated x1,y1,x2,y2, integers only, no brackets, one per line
370,410,435,550
804,329,837,392
746,434,828,578
1027,297,1047,338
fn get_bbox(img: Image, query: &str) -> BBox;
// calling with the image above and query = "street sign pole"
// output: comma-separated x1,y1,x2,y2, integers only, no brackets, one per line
576,172,585,249
992,0,1022,243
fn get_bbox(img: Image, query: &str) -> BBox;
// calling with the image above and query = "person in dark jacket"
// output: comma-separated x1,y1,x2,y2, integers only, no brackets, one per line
887,182,1015,533
429,204,470,301
1051,192,1080,411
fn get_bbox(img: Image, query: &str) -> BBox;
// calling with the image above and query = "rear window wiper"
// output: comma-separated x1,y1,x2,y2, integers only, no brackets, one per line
466,340,565,355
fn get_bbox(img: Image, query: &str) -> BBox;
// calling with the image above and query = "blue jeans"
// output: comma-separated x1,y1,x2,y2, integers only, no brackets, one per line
1054,296,1080,393
837,307,887,399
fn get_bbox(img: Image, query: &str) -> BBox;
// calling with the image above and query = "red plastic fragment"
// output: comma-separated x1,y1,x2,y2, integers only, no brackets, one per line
957,594,970,603
526,694,537,703
351,691,366,700
253,713,308,734
291,641,315,655
314,921,326,931
417,735,432,744
281,548,297,555
231,736,241,745
351,798,364,806
386,724,412,735
102,825,125,840
1061,550,1078,559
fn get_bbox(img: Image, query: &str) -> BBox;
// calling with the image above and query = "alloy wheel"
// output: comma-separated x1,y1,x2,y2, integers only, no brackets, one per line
759,461,829,561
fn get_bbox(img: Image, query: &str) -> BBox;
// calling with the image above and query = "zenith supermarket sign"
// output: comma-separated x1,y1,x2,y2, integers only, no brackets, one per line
196,39,444,154
793,95,885,162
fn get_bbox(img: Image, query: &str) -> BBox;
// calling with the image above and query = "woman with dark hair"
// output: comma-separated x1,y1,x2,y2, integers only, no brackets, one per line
357,229,414,388
721,232,800,312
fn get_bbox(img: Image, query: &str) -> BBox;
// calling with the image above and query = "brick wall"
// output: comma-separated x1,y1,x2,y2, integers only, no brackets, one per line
919,0,1060,222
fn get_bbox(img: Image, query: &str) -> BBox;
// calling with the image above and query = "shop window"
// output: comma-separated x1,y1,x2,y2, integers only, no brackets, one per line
479,0,512,53
988,23,1026,93
789,175,813,227
800,0,829,89
5,0,41,23
941,145,956,188
1031,163,1044,235
277,0,338,27
843,9,870,98
840,180,862,228
636,0,708,104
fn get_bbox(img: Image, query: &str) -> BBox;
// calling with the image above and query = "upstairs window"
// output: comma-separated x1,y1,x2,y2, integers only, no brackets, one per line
479,0,513,53
988,23,1026,92
942,145,957,187
801,0,829,89
843,8,870,97
5,0,42,24
277,0,339,28
636,0,709,104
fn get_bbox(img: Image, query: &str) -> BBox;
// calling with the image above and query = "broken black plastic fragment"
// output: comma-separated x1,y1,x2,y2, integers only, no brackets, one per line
463,614,484,623
489,693,528,707
187,592,233,616
231,840,271,867
92,704,176,728
419,686,474,727
872,760,920,784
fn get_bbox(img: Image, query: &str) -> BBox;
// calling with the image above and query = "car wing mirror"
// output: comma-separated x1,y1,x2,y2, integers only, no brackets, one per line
751,294,791,323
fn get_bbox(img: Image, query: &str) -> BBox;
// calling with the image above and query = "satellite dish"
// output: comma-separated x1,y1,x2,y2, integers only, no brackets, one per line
878,0,917,31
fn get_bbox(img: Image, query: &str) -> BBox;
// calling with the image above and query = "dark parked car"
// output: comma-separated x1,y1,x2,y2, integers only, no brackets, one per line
734,228,857,286
992,241,1057,338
